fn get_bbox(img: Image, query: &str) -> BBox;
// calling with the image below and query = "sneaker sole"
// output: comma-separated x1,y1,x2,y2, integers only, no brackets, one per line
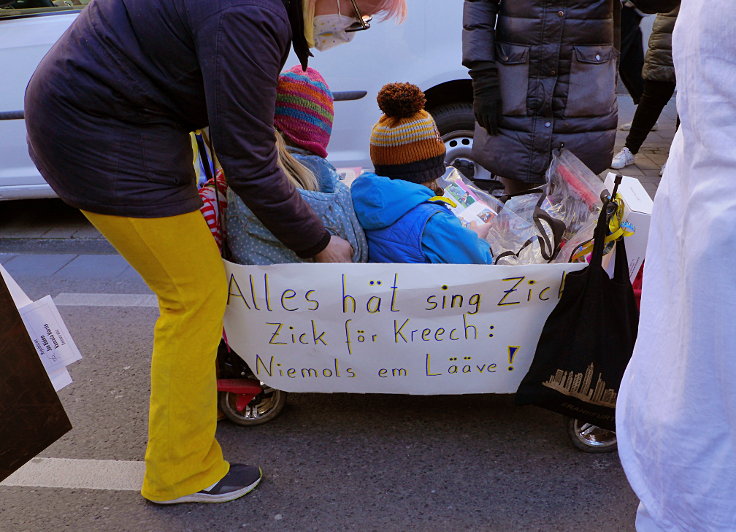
150,469,262,505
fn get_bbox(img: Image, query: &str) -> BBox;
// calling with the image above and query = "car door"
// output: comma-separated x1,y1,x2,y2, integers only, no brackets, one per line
0,2,80,200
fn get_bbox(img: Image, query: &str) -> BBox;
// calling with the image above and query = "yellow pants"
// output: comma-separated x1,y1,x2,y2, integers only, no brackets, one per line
82,209,230,502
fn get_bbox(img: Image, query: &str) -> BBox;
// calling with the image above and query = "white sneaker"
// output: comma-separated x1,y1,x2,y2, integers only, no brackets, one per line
619,121,658,131
611,147,635,169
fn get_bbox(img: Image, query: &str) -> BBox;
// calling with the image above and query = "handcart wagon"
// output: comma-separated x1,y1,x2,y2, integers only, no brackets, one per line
212,172,650,454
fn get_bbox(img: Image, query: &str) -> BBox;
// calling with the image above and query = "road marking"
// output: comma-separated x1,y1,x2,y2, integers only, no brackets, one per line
1,457,145,491
54,293,157,307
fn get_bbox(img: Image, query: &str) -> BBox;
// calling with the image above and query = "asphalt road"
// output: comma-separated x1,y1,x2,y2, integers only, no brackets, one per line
0,200,639,532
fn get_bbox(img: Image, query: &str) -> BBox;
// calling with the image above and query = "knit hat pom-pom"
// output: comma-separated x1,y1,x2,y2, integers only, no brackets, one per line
376,82,427,119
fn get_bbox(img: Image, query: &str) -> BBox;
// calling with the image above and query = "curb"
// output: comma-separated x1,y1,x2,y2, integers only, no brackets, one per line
0,238,116,254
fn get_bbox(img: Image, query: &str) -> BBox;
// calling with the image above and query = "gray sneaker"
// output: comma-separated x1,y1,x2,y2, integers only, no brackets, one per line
151,464,263,505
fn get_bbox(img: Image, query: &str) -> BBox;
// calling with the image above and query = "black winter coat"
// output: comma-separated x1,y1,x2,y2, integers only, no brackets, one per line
642,6,679,83
24,0,330,258
462,0,679,184
463,0,619,184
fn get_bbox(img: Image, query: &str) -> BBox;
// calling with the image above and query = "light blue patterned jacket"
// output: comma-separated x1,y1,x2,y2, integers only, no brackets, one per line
226,149,368,264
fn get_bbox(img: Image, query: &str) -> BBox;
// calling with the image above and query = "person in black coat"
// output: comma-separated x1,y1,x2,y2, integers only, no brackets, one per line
463,0,679,194
619,1,646,105
611,3,680,171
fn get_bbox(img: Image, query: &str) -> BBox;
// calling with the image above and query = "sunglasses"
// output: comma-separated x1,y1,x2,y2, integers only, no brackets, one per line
345,0,373,32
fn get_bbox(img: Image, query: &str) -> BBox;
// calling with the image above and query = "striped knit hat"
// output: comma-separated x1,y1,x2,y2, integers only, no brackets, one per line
274,66,334,158
370,83,446,184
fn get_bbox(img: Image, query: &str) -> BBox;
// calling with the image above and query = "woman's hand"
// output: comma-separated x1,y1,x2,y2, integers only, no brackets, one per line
314,235,354,263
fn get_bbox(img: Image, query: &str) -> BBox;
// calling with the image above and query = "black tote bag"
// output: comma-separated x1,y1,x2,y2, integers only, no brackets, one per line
515,196,639,431
0,273,72,481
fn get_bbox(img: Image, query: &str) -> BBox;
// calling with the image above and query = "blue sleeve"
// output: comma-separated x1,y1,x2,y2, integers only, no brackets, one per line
421,211,494,264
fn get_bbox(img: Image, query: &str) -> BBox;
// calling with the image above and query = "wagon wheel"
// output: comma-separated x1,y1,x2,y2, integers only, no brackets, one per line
219,384,287,426
565,417,617,453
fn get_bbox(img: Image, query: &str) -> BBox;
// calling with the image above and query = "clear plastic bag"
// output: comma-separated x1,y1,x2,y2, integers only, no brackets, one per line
438,167,504,225
438,149,608,265
544,149,606,262
495,192,559,265
438,168,546,264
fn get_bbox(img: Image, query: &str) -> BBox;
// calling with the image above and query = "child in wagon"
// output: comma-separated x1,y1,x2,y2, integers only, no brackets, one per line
225,66,367,264
351,82,493,264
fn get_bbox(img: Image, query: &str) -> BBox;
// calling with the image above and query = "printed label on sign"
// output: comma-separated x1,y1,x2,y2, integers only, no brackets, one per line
18,296,82,373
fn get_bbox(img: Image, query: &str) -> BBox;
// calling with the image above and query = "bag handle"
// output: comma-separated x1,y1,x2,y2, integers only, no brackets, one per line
613,234,632,283
590,174,623,270
533,202,566,261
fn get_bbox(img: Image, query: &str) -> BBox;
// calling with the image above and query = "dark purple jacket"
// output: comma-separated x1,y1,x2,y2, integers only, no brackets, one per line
25,0,330,258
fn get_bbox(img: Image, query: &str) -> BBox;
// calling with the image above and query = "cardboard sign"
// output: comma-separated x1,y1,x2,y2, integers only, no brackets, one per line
223,262,585,394
0,273,72,482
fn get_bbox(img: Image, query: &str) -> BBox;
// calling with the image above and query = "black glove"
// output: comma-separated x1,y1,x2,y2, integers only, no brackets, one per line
471,65,502,136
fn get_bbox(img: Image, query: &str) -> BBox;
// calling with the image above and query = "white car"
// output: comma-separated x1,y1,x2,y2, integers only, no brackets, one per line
0,0,489,201
0,3,80,200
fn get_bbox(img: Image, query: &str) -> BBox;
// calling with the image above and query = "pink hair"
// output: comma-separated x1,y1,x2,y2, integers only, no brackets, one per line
307,0,407,22
374,0,407,22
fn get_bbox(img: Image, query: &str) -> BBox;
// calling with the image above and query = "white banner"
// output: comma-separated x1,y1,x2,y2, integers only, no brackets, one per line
223,261,585,394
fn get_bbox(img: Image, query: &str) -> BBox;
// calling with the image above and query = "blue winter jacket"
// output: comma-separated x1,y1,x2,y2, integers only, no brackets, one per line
351,173,493,264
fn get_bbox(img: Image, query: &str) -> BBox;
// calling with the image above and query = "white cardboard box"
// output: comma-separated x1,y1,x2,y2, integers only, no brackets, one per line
604,173,653,282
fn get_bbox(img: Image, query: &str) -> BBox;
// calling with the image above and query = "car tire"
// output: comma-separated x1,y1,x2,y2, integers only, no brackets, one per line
430,103,502,194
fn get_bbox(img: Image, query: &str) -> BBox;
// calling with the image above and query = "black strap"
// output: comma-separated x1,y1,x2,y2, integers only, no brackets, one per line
196,133,233,260
494,190,565,264
282,0,312,70
195,134,214,183
589,174,624,269
533,201,566,261
494,236,537,264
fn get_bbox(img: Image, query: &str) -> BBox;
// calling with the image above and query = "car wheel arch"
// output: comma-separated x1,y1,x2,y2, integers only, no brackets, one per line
423,79,473,114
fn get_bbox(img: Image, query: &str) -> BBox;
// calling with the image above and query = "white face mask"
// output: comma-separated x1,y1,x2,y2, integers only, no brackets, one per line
312,0,359,51
312,14,357,51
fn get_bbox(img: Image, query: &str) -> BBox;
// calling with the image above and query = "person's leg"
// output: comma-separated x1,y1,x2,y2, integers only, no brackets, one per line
618,6,645,104
82,210,230,502
625,80,676,154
